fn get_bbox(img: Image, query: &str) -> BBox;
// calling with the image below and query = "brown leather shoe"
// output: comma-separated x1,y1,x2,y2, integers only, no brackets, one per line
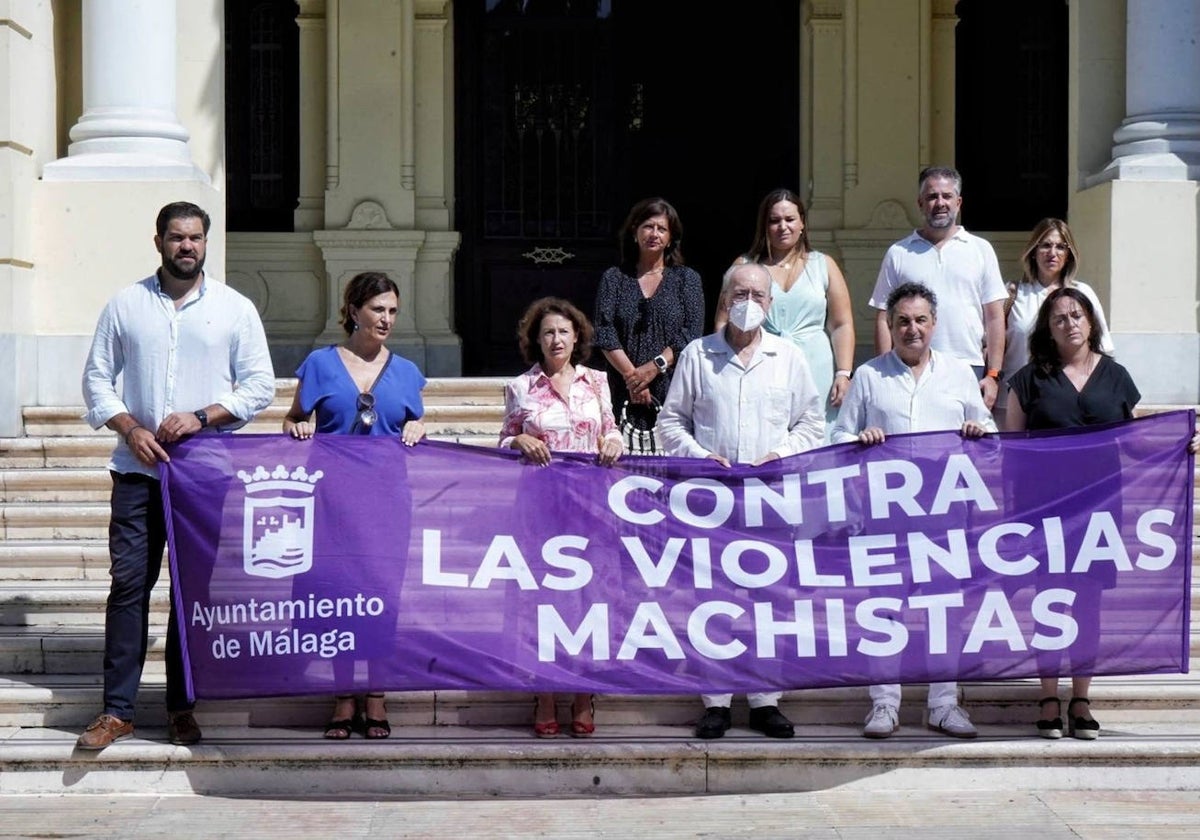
76,713,133,750
168,710,202,745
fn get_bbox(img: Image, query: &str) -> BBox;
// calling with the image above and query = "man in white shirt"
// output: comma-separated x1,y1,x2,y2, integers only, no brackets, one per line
832,281,995,739
658,262,824,739
78,202,275,750
868,166,1008,409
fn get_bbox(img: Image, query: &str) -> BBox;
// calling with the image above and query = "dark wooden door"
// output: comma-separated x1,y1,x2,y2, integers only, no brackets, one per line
454,0,800,374
955,0,1068,230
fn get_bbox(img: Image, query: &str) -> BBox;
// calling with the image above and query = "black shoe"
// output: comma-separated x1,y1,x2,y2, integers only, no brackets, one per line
167,710,202,746
748,705,795,738
694,706,731,739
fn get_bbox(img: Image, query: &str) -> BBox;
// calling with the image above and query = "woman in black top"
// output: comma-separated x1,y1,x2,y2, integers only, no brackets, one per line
1006,289,1138,432
593,197,704,452
1005,288,1131,741
1006,288,1146,742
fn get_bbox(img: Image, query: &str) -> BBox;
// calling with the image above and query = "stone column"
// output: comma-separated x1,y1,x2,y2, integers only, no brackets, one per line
294,0,327,230
43,0,206,182
415,232,462,376
802,0,845,231
1072,0,1200,406
1094,0,1200,182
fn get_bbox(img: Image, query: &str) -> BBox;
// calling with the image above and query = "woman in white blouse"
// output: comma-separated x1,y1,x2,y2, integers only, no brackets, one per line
998,218,1113,424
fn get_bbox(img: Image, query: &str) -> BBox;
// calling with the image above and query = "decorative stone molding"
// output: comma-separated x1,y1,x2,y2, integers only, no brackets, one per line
226,271,270,316
312,228,428,362
415,0,450,17
808,0,844,20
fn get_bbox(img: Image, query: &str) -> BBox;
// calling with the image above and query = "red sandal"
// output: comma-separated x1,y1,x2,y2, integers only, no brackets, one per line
570,695,596,738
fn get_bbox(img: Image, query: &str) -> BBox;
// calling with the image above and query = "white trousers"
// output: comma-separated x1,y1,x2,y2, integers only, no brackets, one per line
869,681,958,710
700,692,781,709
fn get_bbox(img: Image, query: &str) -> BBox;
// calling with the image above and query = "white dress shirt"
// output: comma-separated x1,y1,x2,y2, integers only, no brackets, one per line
869,228,1007,366
831,348,997,442
658,329,825,463
82,272,276,477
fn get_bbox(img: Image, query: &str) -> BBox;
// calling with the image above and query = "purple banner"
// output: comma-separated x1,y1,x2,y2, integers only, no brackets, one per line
161,411,1195,701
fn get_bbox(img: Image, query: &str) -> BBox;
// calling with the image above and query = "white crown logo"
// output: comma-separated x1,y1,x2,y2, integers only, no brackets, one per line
239,464,323,579
237,464,324,496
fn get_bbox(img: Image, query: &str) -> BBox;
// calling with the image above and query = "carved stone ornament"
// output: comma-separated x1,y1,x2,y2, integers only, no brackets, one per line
522,247,576,265
866,199,913,229
347,201,393,230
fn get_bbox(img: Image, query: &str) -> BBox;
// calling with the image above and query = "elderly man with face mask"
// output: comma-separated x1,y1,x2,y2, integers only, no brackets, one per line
657,261,825,739
832,281,996,740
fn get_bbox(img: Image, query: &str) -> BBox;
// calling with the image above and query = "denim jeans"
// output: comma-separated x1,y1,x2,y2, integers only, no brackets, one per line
102,471,191,720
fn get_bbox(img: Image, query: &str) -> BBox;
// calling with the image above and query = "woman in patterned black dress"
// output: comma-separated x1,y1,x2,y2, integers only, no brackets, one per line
593,198,704,452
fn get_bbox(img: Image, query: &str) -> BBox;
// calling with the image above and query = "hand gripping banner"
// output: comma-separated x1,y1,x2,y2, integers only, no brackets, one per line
161,410,1195,701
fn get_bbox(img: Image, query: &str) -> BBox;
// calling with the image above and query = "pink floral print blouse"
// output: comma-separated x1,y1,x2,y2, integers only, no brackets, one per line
499,364,621,454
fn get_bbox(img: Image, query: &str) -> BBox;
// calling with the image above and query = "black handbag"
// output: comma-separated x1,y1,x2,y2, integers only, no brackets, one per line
618,398,661,456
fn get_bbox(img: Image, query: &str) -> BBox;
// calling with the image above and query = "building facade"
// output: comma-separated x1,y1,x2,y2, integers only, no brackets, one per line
0,0,1196,435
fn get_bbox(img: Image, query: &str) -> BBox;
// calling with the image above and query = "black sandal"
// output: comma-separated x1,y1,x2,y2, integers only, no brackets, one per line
324,695,357,740
361,693,391,740
1067,696,1100,740
1035,696,1063,740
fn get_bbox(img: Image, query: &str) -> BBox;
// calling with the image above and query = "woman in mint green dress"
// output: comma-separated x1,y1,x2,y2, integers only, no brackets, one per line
726,189,856,434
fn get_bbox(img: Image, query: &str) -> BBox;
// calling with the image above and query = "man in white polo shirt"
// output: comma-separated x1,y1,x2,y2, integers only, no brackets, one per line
868,166,1008,409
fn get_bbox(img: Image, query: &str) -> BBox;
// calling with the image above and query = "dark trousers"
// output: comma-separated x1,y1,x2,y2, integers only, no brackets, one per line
103,471,191,720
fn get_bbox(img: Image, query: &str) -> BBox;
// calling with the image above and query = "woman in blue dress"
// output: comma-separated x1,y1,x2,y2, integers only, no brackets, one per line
284,271,426,739
723,189,855,434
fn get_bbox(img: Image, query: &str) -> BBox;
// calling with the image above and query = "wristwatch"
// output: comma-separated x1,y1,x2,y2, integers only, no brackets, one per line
653,354,669,374
193,409,209,429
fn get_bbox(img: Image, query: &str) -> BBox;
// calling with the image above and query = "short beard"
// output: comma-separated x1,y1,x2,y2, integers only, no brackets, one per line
164,254,205,281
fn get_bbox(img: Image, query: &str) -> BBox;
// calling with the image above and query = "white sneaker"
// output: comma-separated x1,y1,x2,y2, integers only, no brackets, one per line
863,704,899,739
928,704,977,738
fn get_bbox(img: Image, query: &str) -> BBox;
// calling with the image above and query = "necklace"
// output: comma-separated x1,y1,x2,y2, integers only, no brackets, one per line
767,250,803,271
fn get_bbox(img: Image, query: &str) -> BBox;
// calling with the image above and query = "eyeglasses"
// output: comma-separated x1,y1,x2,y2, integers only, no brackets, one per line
355,392,377,431
1037,242,1069,254
729,289,768,303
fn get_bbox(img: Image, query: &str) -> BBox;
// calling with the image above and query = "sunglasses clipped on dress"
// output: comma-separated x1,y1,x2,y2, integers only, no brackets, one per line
351,351,392,433
354,391,377,431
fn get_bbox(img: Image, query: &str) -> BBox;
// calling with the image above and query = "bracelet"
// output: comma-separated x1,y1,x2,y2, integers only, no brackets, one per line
835,370,852,379
124,425,145,445
986,368,1002,380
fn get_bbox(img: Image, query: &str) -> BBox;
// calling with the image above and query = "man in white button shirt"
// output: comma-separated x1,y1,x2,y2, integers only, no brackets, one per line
868,166,1008,409
78,202,275,750
832,281,995,739
658,262,824,739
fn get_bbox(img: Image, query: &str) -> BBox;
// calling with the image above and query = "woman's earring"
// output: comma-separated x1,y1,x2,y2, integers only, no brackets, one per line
353,321,359,331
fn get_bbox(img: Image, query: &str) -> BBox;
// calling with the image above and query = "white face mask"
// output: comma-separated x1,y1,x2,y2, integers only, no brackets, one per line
728,299,766,332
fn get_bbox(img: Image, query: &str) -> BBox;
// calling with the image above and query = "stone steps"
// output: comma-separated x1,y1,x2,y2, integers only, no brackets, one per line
4,719,1198,797
3,671,1200,730
19,377,509,437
